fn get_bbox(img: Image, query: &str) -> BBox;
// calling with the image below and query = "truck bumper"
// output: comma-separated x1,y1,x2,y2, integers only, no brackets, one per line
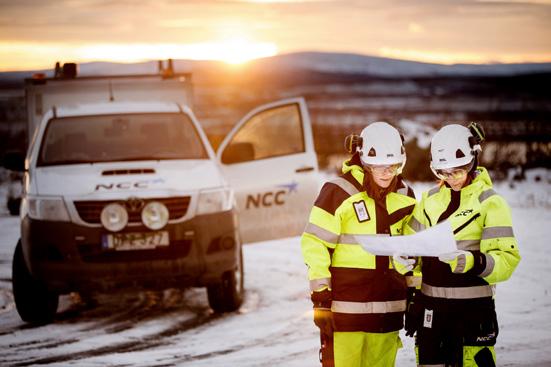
20,210,240,293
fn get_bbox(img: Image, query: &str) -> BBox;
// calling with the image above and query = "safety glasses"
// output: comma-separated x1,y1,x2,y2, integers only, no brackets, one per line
366,163,401,176
432,162,473,180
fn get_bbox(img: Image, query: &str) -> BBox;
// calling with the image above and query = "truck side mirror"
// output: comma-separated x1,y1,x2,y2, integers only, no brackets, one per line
3,151,26,172
221,142,255,164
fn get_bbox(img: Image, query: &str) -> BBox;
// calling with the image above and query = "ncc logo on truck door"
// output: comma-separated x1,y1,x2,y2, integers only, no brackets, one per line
245,182,298,209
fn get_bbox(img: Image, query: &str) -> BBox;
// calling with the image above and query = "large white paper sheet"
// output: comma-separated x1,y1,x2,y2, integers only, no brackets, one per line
354,220,457,257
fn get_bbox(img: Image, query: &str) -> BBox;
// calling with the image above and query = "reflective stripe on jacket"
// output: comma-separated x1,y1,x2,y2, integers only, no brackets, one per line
404,167,520,309
301,153,416,332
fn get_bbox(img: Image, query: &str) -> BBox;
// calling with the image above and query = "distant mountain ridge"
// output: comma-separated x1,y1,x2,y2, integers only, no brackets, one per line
1,51,551,83
257,52,551,77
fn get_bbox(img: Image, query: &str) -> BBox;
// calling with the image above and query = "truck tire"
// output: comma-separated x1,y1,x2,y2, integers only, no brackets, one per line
207,246,244,313
12,240,59,324
7,198,20,216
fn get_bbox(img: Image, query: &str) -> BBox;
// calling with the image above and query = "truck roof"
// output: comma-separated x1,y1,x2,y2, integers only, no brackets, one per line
52,101,192,118
25,72,192,85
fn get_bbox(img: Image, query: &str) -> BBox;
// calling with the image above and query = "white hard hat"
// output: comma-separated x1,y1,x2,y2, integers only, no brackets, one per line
430,124,481,170
359,122,406,169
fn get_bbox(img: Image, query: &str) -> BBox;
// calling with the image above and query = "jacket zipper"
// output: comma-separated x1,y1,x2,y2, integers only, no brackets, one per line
424,209,432,227
453,213,481,235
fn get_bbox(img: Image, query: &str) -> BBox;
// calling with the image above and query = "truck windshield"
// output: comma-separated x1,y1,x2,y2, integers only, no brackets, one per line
37,113,208,166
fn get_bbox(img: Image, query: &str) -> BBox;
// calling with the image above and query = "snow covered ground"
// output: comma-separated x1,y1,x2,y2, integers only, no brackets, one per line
0,178,550,366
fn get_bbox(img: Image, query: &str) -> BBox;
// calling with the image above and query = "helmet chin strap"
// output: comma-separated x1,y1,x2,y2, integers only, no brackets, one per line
469,156,478,174
430,164,440,179
397,159,406,175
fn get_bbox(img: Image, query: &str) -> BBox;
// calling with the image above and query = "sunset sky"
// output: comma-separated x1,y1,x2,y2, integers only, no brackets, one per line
1,0,550,71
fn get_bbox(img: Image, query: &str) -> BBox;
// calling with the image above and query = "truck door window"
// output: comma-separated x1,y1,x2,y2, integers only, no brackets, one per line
37,113,208,166
222,103,304,164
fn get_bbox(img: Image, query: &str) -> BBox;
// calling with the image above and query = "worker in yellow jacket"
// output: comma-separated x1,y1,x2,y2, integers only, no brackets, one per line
301,122,417,367
401,123,520,366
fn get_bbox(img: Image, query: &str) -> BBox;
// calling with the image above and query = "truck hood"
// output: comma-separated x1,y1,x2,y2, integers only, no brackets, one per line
33,160,226,198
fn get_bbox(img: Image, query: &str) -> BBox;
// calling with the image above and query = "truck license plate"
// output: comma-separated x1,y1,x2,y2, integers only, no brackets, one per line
103,231,169,251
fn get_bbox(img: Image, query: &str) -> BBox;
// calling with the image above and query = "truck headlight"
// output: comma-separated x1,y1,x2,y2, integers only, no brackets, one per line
141,201,169,230
197,188,234,215
100,203,128,232
27,196,70,221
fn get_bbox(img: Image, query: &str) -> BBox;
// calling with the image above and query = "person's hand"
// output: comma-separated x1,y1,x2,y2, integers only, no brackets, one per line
438,250,474,273
311,289,334,337
392,253,416,275
314,307,334,337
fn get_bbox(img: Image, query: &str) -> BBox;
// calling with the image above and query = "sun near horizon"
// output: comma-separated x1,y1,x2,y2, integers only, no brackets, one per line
1,39,551,72
0,38,279,72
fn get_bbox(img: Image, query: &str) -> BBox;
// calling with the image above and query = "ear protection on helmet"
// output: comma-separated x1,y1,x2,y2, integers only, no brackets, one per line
468,122,485,144
344,134,363,154
467,122,485,155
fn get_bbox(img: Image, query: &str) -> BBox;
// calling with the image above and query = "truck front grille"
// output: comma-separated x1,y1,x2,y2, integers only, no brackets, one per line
74,196,191,224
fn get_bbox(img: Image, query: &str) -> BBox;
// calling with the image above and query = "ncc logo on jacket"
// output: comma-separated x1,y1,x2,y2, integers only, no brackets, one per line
455,209,474,217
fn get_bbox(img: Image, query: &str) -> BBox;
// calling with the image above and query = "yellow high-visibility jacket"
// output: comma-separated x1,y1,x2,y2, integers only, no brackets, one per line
301,153,416,332
404,166,520,310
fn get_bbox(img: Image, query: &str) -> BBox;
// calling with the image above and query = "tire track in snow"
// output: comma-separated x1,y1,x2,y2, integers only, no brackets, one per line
2,289,221,365
8,288,262,366
12,311,218,366
140,289,315,366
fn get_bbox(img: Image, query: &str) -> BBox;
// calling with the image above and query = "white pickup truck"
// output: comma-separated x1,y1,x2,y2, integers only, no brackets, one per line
4,94,319,324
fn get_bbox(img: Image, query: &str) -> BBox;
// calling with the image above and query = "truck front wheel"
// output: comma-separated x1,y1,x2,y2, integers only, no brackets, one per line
207,246,244,313
12,240,59,324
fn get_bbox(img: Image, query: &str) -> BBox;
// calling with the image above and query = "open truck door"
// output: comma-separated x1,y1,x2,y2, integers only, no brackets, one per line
217,97,319,244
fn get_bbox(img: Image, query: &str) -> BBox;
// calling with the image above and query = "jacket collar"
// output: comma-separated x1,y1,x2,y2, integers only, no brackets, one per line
440,166,493,196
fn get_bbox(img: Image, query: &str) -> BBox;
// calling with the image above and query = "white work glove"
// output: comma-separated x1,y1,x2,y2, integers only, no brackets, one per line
391,253,416,275
438,250,474,274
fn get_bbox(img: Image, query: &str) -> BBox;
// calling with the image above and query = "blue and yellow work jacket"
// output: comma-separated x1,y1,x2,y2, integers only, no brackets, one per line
301,154,416,333
404,167,520,310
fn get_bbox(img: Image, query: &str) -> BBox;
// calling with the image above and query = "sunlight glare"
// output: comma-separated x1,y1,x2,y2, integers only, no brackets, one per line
216,38,278,64
0,39,278,71
79,39,277,65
